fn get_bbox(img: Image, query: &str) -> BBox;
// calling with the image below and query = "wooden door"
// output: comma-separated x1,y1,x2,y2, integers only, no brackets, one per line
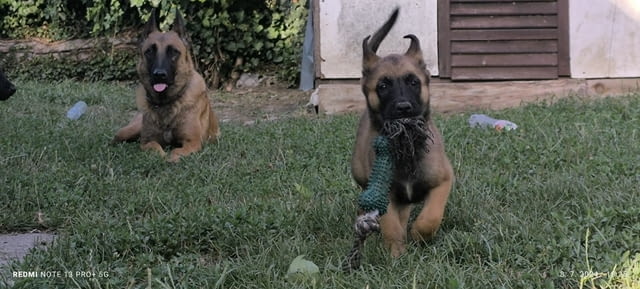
438,0,570,80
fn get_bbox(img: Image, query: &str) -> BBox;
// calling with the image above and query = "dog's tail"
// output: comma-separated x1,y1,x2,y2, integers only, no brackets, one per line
362,7,399,71
366,8,399,53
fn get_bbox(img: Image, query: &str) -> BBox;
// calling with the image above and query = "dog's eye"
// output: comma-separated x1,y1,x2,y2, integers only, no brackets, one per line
377,79,391,91
405,75,420,87
167,46,181,61
144,45,155,57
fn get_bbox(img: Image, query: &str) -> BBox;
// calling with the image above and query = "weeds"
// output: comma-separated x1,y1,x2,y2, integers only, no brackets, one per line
0,80,638,288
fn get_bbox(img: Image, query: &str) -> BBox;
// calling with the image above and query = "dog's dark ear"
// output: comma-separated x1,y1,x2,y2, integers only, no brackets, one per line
363,8,399,74
142,9,160,38
172,10,188,39
403,34,425,68
362,36,380,74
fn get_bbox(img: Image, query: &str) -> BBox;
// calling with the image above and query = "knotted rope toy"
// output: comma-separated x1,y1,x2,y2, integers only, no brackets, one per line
342,135,394,271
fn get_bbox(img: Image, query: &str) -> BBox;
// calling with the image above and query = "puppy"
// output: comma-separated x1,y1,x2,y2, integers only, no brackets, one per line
351,8,454,257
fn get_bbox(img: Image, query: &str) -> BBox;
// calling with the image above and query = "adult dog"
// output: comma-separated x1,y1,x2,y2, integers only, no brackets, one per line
0,68,16,100
112,11,220,162
351,8,454,257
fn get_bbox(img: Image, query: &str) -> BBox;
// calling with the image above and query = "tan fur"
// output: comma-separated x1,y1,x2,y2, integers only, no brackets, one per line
112,14,219,162
351,9,453,257
361,54,430,113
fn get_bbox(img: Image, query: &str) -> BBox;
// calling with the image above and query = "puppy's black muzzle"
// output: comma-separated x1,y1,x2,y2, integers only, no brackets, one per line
386,100,421,120
395,101,413,114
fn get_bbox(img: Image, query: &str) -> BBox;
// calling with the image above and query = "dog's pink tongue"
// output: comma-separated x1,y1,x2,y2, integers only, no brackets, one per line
153,83,168,92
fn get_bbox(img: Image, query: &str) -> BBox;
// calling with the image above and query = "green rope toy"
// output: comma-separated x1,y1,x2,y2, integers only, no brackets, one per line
342,135,394,271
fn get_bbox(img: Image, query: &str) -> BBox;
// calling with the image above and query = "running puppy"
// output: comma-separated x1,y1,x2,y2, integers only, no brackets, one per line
351,8,454,257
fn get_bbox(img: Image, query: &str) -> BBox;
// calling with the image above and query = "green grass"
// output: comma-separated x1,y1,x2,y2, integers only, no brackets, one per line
1,80,639,288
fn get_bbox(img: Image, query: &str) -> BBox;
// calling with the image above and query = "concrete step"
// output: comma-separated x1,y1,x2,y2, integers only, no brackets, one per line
317,78,640,114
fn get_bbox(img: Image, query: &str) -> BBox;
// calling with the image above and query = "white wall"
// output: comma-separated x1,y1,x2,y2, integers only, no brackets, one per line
318,0,439,78
570,0,640,78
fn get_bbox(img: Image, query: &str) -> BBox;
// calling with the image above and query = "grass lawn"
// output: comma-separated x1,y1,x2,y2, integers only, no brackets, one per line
0,80,639,288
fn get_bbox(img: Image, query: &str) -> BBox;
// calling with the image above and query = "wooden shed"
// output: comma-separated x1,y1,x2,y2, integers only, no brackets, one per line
312,0,640,114
439,0,569,80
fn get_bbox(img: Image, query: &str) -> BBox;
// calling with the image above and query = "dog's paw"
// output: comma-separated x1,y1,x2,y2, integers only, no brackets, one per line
110,135,127,145
168,153,182,163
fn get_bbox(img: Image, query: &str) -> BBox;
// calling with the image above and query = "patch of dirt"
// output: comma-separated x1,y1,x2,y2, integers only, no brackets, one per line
0,233,56,267
211,85,314,125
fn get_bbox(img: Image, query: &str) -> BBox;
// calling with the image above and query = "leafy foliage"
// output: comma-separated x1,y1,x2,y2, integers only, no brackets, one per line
0,0,308,87
0,0,88,39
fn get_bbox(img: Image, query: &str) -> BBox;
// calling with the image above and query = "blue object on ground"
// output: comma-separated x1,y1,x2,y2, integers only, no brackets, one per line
66,101,88,120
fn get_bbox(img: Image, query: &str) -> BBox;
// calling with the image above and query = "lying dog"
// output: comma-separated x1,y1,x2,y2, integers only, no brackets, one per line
351,8,454,257
113,10,220,162
0,68,16,100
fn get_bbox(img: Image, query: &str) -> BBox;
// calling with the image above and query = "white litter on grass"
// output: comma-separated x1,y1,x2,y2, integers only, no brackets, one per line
286,255,319,282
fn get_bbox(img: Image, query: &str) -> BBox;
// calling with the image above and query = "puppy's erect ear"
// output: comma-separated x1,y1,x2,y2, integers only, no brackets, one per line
362,36,380,74
142,9,160,39
172,10,188,40
403,34,425,68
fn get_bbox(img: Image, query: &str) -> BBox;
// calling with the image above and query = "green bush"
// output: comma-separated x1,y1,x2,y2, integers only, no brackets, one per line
0,0,308,88
0,0,89,39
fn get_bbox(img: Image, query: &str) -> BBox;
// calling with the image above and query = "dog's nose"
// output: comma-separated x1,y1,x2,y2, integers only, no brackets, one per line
395,101,413,113
153,69,168,80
